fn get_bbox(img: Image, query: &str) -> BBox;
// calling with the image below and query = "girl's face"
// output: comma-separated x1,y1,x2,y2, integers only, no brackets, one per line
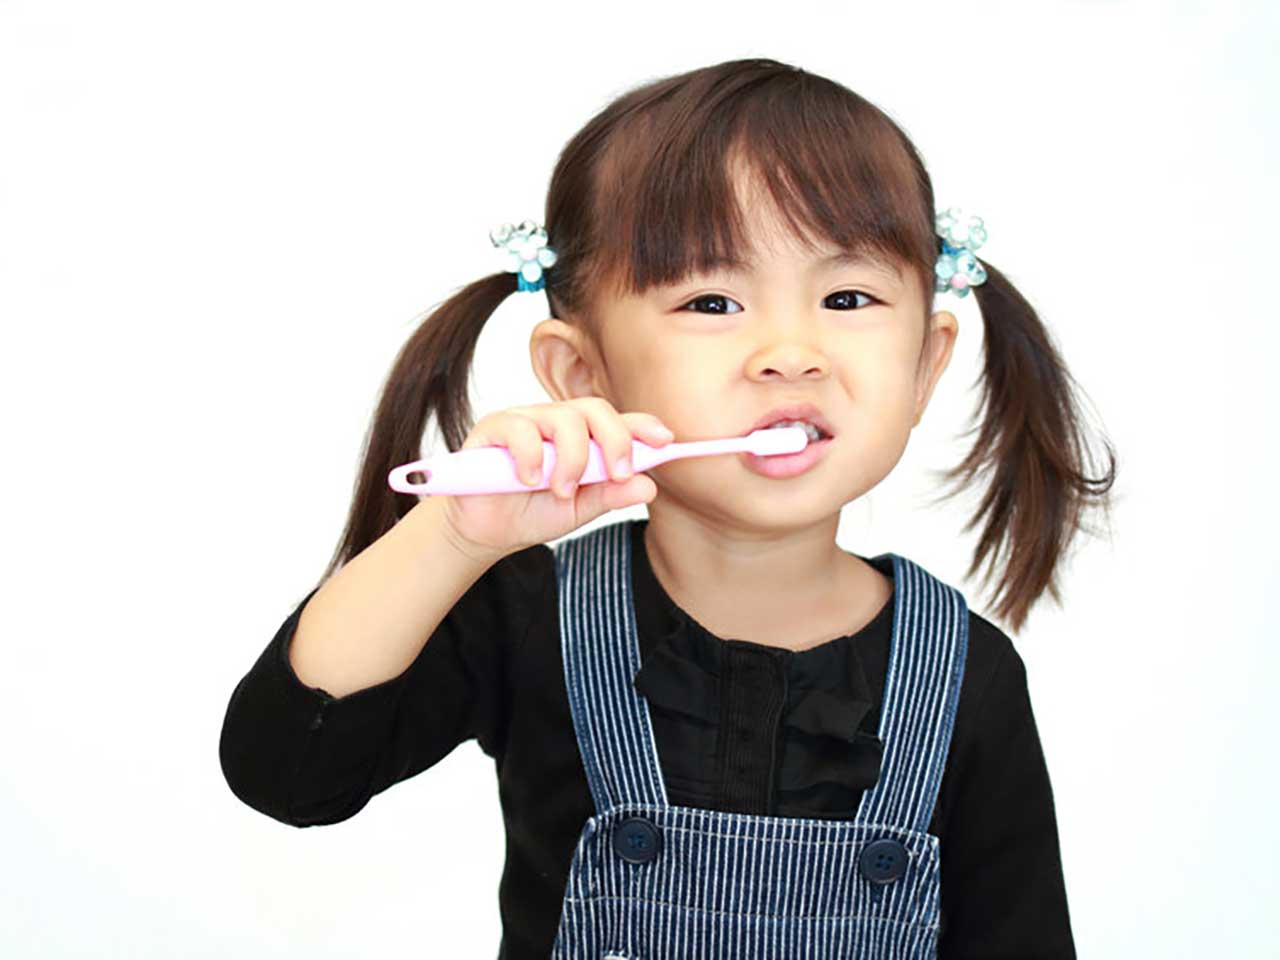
540,197,958,533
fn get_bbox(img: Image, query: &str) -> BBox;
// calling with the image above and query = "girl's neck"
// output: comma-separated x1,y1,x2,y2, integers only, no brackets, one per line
640,515,892,652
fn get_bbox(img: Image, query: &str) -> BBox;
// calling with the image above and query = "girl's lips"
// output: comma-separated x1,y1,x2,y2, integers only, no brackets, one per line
740,436,833,478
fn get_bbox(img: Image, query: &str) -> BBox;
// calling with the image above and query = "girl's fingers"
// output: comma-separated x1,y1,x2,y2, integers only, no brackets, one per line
536,404,591,499
463,409,545,488
568,397,645,483
622,411,676,445
567,400,676,483
575,471,658,520
463,401,674,496
507,413,550,488
536,398,653,495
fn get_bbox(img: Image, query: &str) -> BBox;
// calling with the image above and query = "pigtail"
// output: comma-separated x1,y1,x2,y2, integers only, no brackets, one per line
926,259,1118,633
315,270,519,586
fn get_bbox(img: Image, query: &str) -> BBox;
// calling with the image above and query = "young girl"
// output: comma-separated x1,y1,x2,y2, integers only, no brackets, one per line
221,57,1114,959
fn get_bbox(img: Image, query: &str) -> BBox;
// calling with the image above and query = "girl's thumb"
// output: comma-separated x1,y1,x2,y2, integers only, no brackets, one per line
579,473,657,520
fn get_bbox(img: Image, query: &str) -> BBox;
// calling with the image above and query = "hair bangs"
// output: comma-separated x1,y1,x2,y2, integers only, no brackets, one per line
577,66,937,310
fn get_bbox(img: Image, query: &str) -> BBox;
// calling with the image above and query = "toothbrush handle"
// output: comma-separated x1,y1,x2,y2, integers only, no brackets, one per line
388,438,681,496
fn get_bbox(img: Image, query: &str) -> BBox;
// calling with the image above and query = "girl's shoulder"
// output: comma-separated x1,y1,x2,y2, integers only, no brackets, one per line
953,608,1037,742
964,608,1020,667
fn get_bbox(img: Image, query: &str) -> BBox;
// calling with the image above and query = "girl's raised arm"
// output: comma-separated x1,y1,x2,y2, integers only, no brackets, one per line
217,516,544,826
286,496,498,700
219,396,666,825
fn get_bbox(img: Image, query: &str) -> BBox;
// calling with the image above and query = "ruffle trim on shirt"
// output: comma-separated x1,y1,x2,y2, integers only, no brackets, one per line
633,626,719,723
632,612,884,810
777,684,883,797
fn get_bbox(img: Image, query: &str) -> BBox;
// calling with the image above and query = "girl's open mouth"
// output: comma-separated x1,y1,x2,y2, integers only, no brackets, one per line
740,435,833,478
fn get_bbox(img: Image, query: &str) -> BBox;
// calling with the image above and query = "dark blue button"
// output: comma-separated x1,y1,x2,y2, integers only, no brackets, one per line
859,838,909,884
612,816,662,864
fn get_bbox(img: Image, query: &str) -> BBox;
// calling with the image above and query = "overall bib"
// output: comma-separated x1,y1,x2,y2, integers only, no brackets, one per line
549,521,968,960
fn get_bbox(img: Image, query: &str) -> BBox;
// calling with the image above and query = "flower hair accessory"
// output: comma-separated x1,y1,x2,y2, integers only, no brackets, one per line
490,219,558,292
934,206,988,298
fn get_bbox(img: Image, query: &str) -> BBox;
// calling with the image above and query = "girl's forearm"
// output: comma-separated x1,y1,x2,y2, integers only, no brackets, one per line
288,496,500,699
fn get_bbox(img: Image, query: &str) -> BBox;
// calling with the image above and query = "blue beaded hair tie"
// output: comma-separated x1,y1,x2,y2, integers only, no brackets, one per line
491,219,558,292
934,206,988,298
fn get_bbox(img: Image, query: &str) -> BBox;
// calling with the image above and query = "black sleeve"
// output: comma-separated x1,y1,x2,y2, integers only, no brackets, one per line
218,544,549,827
938,632,1076,959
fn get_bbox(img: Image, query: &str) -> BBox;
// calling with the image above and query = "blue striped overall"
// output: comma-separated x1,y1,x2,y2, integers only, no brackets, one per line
549,521,969,959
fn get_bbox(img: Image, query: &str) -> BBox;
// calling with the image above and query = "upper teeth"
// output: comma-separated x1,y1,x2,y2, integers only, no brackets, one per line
767,420,823,440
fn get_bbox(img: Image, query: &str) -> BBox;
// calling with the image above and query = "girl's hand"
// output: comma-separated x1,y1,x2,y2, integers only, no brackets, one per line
439,397,674,560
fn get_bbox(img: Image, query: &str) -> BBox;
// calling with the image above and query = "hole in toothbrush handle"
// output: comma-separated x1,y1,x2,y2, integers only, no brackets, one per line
388,462,432,493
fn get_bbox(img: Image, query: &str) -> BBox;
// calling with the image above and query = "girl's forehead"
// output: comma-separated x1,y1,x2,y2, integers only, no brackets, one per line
687,246,905,282
679,204,905,284
630,245,908,298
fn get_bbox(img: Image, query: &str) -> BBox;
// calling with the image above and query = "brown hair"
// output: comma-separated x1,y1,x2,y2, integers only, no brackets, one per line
316,57,1116,633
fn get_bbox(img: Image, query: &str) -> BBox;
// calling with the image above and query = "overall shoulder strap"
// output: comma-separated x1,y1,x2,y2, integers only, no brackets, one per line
553,521,667,813
855,553,969,833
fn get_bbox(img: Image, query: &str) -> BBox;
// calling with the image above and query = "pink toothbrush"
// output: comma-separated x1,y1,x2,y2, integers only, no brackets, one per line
387,426,810,496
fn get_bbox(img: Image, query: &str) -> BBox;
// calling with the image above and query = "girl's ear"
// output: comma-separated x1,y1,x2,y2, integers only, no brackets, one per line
913,310,959,426
530,318,608,403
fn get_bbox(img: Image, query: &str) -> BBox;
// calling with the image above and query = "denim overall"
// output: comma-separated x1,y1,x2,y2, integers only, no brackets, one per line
549,521,968,959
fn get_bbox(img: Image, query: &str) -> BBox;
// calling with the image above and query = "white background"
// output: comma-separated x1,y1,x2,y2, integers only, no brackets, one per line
2,0,1276,956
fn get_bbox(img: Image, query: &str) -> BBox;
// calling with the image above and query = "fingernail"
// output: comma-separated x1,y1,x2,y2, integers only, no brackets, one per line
614,458,633,478
655,425,674,439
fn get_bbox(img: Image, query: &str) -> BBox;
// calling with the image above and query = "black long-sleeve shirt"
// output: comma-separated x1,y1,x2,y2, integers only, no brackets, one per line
220,518,1075,958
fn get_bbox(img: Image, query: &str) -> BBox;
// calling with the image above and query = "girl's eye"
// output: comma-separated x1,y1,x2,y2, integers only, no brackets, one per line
825,289,881,310
678,289,881,314
679,293,743,314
